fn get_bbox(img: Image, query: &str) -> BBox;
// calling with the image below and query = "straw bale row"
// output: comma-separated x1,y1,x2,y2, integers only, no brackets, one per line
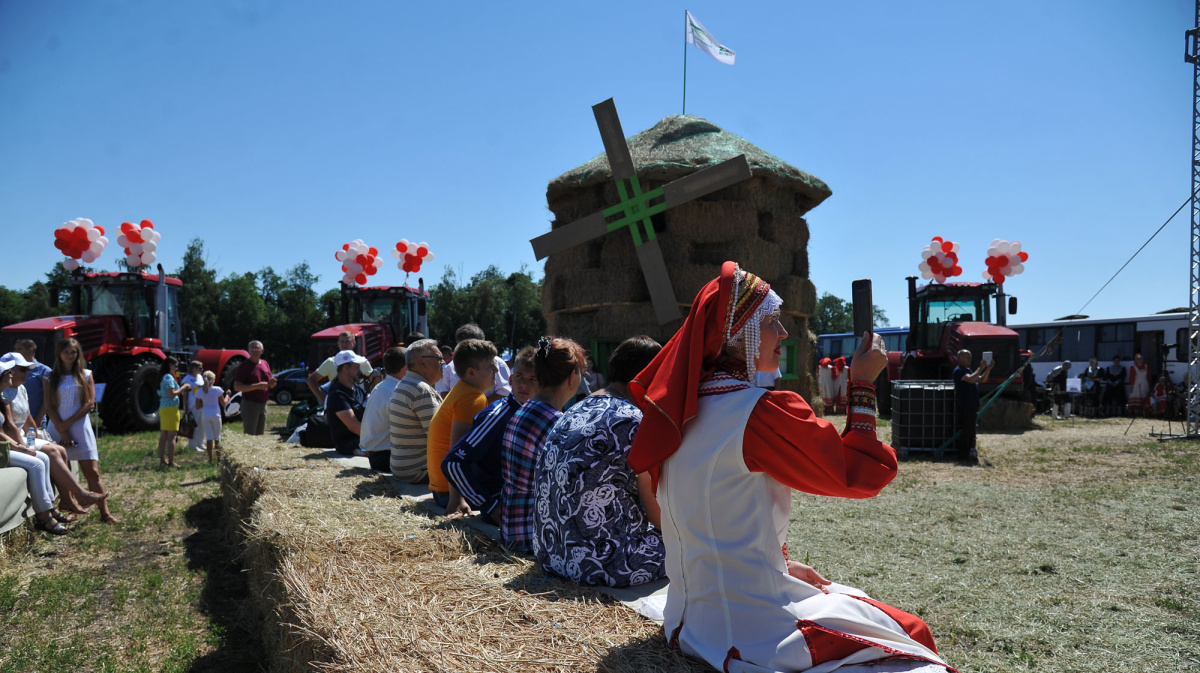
220,441,708,672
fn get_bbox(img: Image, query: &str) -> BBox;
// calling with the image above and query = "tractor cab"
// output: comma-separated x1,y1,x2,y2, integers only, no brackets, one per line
307,282,429,373
909,281,994,351
896,277,1027,389
341,283,428,343
71,270,183,351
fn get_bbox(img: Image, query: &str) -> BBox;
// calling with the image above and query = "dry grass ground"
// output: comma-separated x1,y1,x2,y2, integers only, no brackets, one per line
0,407,1196,673
793,416,1199,672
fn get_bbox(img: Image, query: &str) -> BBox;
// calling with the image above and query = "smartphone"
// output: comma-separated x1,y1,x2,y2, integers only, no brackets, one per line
982,351,993,364
852,279,873,340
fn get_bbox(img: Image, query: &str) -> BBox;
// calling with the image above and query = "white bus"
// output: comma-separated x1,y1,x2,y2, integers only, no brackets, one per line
1010,311,1193,386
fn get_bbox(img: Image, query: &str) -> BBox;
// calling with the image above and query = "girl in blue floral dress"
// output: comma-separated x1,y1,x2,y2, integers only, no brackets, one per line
533,336,665,587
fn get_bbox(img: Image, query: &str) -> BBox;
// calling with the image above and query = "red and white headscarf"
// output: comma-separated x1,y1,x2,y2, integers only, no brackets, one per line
628,261,779,480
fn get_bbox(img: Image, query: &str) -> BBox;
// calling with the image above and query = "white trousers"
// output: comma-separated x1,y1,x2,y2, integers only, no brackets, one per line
9,450,54,513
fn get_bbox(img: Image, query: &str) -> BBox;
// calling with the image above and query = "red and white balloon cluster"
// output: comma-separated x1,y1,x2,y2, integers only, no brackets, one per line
117,220,161,268
54,218,109,271
982,239,1028,284
336,239,382,286
392,240,433,275
917,236,962,284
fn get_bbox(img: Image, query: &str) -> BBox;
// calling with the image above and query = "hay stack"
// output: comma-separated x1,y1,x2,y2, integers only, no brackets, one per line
220,441,708,672
542,115,830,401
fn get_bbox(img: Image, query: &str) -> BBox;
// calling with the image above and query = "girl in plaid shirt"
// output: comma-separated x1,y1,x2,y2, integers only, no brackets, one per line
500,337,586,551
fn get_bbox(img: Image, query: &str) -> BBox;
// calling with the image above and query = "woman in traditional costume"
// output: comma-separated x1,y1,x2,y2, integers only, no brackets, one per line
817,357,834,411
628,262,953,673
1127,353,1150,414
831,356,849,414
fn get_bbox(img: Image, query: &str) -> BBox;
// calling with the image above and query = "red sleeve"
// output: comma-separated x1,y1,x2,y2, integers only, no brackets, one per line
743,383,897,499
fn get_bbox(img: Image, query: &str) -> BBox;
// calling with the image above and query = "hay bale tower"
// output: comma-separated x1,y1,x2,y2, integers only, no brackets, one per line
541,115,832,402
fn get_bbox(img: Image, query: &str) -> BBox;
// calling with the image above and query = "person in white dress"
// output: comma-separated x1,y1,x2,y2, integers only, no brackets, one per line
628,262,951,673
193,371,229,464
44,338,118,523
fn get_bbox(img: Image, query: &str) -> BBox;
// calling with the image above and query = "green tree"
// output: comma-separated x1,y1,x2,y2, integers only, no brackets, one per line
427,265,546,354
216,272,267,355
0,286,25,326
174,239,222,347
810,293,890,336
271,263,324,368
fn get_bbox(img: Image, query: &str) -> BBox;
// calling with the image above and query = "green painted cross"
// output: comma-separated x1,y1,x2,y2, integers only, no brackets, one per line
531,98,752,324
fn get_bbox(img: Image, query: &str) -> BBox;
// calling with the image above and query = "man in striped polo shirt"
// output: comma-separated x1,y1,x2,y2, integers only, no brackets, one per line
387,339,444,482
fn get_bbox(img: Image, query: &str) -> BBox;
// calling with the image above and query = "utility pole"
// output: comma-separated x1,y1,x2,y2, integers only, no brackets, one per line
1184,4,1200,438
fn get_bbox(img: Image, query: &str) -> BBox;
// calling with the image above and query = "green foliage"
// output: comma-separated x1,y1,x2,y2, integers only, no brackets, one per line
175,239,222,346
427,265,546,354
0,263,75,325
810,292,890,336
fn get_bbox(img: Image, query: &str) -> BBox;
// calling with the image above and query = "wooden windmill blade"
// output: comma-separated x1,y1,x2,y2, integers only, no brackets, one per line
529,98,754,324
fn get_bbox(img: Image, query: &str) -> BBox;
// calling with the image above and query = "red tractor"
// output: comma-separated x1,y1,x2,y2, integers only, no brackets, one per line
308,281,429,371
886,276,1030,399
0,267,249,433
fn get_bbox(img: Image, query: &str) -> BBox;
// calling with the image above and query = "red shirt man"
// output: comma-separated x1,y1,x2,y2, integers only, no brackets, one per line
234,340,275,435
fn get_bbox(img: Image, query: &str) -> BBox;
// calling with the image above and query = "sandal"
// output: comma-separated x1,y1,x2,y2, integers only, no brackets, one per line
35,516,70,536
50,509,78,523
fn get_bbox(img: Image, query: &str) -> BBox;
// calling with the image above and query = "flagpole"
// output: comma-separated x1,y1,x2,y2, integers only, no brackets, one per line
682,9,688,115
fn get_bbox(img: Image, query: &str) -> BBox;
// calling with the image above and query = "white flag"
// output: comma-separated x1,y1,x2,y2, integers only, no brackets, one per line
686,11,736,65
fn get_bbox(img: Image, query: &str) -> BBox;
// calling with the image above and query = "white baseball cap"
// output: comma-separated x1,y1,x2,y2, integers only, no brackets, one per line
334,350,368,367
0,352,33,369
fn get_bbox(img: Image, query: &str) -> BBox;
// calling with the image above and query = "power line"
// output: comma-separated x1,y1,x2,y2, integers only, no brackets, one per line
1074,190,1195,316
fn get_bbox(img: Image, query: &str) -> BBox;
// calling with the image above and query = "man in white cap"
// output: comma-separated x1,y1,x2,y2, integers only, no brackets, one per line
12,339,51,432
326,350,369,457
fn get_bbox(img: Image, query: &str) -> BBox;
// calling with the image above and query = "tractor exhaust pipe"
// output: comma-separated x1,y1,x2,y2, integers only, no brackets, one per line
906,275,918,352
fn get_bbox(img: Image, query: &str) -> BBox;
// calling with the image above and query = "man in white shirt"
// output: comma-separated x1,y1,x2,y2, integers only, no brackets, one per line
359,347,406,472
435,323,511,403
308,330,374,407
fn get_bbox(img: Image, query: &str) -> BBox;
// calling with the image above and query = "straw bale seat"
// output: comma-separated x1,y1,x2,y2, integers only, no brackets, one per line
220,433,701,672
0,465,35,537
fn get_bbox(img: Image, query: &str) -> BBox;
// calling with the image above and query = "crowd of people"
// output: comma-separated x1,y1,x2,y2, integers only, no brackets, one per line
300,262,951,671
1042,353,1175,419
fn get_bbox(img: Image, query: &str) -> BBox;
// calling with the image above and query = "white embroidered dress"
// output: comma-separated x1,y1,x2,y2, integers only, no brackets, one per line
658,383,949,673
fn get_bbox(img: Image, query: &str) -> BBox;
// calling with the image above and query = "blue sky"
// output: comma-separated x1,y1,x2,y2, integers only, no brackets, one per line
1,0,1194,325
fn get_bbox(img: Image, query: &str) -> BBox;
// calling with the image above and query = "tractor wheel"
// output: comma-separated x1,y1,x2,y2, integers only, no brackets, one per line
100,355,162,433
275,388,292,406
219,355,246,421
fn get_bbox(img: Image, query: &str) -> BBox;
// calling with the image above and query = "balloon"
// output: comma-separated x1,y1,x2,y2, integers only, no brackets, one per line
142,251,156,264
126,253,141,266
81,251,97,263
64,259,80,271
355,273,367,285
140,219,153,229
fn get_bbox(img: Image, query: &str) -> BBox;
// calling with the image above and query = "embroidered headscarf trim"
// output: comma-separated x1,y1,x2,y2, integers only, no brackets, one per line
723,264,782,380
